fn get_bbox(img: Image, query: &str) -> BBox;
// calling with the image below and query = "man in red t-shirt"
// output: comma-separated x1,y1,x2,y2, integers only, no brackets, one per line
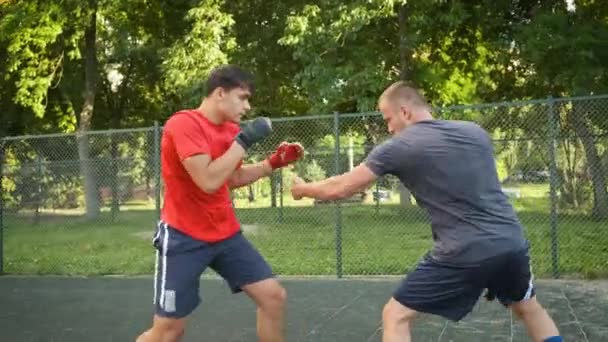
136,65,304,342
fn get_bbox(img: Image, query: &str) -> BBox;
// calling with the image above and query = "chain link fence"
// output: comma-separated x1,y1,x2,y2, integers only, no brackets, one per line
1,95,607,278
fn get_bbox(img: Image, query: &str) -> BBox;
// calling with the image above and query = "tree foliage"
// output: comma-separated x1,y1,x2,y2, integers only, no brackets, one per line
1,0,607,217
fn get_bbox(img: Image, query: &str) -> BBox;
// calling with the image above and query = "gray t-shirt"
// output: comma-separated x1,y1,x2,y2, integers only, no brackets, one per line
365,120,526,265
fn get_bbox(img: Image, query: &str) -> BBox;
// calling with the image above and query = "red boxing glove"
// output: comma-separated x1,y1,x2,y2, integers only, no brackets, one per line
267,142,304,169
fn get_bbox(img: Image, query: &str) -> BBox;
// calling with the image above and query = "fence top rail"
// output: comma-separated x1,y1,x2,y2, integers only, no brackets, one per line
0,126,156,142
257,93,608,122
2,94,607,140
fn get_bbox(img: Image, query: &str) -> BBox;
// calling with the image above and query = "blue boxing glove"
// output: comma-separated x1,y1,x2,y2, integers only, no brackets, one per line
235,117,273,150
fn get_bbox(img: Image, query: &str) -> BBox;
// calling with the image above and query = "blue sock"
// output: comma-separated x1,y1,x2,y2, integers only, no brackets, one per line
543,337,562,342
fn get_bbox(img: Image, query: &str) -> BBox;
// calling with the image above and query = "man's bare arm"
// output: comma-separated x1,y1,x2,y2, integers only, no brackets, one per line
228,160,273,189
292,164,378,201
182,142,246,194
182,117,274,194
228,140,305,189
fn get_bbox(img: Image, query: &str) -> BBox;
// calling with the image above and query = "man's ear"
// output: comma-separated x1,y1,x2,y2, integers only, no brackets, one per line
209,87,224,100
216,87,225,99
400,104,410,120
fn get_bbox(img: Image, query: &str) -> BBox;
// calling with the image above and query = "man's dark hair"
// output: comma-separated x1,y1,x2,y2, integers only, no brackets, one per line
205,64,255,96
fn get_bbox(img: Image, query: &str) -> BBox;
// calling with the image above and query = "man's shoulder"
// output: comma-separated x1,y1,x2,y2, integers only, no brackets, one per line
373,135,402,150
367,134,410,163
453,120,490,142
166,109,198,125
444,119,485,132
422,120,488,141
423,119,481,130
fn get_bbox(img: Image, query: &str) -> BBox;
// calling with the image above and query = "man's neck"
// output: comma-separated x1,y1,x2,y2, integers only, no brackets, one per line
197,100,223,125
413,109,434,122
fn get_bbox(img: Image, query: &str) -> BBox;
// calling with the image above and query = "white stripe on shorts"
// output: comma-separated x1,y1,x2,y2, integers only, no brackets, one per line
523,265,535,300
152,221,161,242
159,222,170,309
523,274,534,300
153,221,161,305
153,250,160,304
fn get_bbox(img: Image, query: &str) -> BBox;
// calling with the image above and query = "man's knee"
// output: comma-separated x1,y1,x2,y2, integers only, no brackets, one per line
382,297,416,326
265,284,287,309
148,316,186,342
510,297,544,320
245,279,287,311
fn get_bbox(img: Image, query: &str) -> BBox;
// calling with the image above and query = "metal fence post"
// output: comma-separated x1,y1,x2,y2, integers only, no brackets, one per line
334,112,343,278
154,121,161,221
547,96,560,278
375,179,380,216
35,153,42,225
0,139,4,274
110,132,119,223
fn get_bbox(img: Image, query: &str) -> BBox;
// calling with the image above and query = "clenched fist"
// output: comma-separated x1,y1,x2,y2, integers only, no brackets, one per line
267,141,304,169
235,117,273,150
291,176,305,200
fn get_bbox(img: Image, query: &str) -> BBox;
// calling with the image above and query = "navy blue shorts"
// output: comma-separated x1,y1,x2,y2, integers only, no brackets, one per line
151,221,274,318
393,248,535,322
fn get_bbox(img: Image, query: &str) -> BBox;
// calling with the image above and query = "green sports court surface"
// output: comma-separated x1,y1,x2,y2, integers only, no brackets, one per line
1,276,607,341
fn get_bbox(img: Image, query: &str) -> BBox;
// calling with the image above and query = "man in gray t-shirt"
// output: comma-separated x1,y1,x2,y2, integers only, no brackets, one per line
291,82,562,342
365,119,527,265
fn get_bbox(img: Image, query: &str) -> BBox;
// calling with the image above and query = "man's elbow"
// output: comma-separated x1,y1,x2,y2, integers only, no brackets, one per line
201,185,219,194
197,170,238,193
198,180,220,194
327,186,352,200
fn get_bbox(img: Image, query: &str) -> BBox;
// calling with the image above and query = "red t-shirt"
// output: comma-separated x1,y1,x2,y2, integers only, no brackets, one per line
160,109,242,242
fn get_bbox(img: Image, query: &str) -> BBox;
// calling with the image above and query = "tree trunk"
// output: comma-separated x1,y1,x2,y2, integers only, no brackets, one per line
110,137,119,214
568,106,608,219
397,2,413,207
248,184,255,203
558,139,582,208
108,62,132,216
77,1,99,219
398,3,411,81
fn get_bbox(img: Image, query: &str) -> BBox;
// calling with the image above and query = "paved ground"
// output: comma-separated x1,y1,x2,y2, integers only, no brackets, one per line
1,276,607,341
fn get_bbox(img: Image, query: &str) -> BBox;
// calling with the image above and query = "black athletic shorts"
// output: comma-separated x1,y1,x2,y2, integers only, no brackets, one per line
393,247,534,321
152,221,274,318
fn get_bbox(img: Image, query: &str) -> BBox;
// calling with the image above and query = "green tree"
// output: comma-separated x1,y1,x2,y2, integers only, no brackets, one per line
512,0,608,218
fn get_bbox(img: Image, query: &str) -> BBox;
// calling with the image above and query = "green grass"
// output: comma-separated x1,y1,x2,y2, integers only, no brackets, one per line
2,183,608,278
3,210,158,275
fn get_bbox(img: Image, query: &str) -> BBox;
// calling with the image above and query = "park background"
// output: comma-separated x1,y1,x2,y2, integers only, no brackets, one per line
0,0,607,280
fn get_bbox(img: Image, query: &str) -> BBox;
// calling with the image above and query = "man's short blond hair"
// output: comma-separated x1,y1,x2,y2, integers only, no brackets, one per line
380,81,431,111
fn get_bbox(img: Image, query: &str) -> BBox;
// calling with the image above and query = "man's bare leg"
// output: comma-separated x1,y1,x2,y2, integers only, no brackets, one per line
510,297,561,342
382,297,418,342
135,315,186,342
243,278,287,342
